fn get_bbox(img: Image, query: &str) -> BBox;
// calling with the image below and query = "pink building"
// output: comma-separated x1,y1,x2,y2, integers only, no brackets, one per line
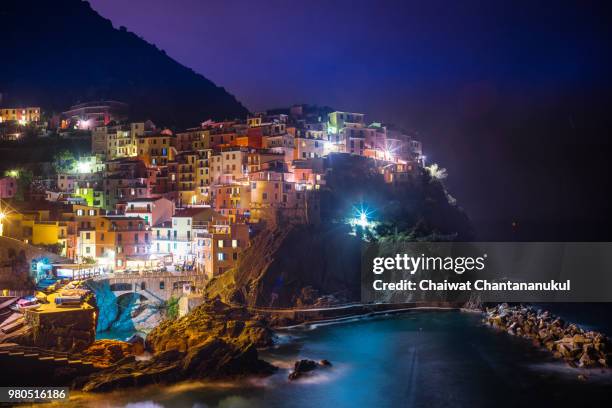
0,177,16,198
120,197,175,227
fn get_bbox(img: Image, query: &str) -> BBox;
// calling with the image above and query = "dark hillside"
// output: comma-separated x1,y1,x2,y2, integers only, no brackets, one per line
0,0,248,127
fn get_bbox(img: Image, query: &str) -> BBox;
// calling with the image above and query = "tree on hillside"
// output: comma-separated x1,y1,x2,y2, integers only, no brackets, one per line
52,150,77,174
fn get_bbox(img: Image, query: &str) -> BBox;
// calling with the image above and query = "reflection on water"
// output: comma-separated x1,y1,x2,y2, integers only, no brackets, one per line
96,329,138,341
41,310,612,408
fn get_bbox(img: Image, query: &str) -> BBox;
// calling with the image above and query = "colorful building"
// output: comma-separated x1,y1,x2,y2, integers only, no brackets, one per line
95,216,152,270
137,133,176,166
120,196,174,227
0,177,16,198
0,107,41,124
193,218,249,278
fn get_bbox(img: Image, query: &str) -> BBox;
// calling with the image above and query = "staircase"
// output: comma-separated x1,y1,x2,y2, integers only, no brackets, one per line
0,343,98,386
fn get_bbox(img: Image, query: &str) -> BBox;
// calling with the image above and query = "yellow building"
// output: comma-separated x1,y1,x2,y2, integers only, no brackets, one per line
32,221,63,245
195,150,212,204
175,151,198,206
0,107,41,124
137,133,176,166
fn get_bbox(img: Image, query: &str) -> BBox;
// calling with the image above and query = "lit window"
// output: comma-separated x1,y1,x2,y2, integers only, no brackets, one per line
218,240,224,248
232,239,238,248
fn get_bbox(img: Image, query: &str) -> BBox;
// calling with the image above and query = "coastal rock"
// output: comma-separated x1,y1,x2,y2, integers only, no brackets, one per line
80,339,276,392
78,339,139,368
126,334,146,355
288,359,332,380
288,359,318,380
77,299,278,392
485,304,612,369
146,299,274,353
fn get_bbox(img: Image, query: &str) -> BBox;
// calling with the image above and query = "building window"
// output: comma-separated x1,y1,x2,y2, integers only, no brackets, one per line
160,281,165,290
89,209,96,216
217,253,225,261
218,240,224,248
85,232,91,239
232,239,238,248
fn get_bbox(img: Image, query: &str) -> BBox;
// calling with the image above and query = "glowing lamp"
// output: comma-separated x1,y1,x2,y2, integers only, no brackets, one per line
77,161,91,173
357,211,369,228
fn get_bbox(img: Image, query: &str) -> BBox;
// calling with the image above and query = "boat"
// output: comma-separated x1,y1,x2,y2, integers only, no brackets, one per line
11,297,40,311
54,295,82,307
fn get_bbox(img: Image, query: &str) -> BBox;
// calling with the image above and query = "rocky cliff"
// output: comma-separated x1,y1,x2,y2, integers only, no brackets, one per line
77,299,276,392
206,224,362,308
207,155,473,308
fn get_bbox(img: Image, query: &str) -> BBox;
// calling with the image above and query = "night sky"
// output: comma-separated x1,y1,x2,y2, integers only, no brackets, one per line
88,0,612,240
88,0,609,119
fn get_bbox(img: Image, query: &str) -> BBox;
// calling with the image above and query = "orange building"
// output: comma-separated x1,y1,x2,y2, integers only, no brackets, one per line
193,219,249,278
95,216,152,270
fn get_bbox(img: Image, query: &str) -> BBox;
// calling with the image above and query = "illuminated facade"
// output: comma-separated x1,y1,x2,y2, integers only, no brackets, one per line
0,177,16,198
95,216,151,270
0,107,41,124
62,100,128,130
194,220,249,278
137,133,175,166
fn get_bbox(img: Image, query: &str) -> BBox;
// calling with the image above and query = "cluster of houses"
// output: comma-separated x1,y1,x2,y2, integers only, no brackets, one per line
1,104,424,280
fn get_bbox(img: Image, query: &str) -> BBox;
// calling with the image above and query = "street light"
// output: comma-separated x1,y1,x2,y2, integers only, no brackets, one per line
356,210,369,228
77,160,91,173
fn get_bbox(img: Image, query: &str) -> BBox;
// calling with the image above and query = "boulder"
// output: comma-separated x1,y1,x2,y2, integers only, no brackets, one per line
288,359,318,381
79,339,136,368
126,334,145,355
